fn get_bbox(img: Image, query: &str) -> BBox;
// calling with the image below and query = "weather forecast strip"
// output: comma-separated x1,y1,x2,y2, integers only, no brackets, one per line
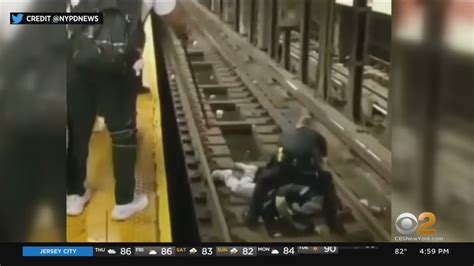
21,246,326,257
18,244,474,258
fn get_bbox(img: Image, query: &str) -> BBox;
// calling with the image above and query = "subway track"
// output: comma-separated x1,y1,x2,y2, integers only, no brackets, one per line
161,2,391,242
283,35,390,147
279,31,390,144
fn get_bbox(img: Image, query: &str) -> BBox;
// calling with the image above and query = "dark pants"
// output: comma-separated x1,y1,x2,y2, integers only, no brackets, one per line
247,165,341,231
67,64,139,205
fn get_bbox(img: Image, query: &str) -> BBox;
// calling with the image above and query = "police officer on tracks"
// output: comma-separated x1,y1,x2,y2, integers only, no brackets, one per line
243,114,343,232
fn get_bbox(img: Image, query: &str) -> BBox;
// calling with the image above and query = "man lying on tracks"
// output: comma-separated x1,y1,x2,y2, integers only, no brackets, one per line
212,162,329,233
212,162,259,199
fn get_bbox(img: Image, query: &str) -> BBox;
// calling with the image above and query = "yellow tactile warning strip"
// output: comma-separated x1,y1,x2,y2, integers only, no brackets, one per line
143,17,172,242
67,18,171,242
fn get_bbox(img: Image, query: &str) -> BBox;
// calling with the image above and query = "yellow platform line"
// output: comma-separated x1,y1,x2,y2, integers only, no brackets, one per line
143,18,172,242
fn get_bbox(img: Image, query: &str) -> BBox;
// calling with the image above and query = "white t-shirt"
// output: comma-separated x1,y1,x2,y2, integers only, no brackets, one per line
142,0,176,19
68,0,177,20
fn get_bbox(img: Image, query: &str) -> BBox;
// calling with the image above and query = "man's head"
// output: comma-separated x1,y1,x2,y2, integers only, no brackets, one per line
279,130,321,169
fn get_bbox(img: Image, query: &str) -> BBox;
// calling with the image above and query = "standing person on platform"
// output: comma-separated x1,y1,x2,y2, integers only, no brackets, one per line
66,0,187,220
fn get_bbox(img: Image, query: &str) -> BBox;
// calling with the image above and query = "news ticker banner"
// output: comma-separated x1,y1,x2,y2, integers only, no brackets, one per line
21,246,340,257
10,13,103,25
20,244,474,257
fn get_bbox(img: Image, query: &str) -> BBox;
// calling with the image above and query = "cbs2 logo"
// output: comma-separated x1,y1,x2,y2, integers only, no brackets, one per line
396,212,436,235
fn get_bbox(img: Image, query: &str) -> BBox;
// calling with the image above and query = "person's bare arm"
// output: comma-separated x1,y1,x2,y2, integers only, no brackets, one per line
161,1,188,40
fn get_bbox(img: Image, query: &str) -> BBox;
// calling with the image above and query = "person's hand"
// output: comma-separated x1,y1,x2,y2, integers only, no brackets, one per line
296,108,312,128
133,57,144,77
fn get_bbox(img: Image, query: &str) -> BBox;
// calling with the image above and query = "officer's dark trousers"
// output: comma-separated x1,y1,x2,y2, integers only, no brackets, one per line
247,166,340,231
67,65,139,205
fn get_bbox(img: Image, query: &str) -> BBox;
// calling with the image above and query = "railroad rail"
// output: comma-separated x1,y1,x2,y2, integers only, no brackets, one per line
160,1,391,243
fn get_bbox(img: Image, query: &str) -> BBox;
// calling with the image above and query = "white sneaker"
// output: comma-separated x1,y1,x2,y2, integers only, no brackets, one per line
234,163,258,177
93,117,106,132
67,190,91,216
211,169,233,182
111,194,149,221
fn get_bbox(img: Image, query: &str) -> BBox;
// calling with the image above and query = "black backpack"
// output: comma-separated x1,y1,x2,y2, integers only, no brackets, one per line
69,0,143,74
